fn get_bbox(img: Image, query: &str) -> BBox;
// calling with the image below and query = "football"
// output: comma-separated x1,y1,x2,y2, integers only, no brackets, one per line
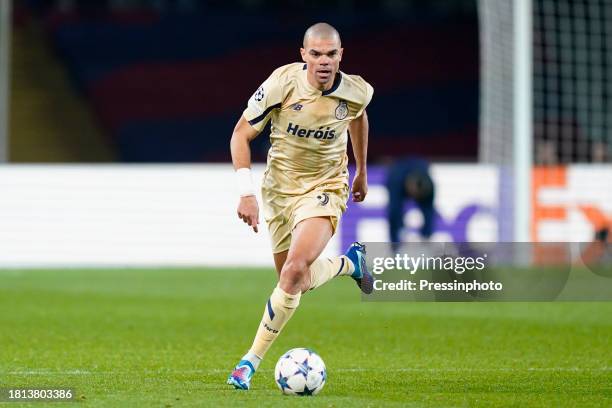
274,348,326,396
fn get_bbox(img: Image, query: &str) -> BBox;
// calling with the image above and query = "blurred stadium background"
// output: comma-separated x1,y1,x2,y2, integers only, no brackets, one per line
1,1,611,406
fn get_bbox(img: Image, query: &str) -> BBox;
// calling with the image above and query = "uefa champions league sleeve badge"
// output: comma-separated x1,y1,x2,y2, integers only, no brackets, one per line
254,86,265,102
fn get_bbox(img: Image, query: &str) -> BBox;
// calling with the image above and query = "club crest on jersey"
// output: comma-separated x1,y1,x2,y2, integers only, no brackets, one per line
317,193,330,206
254,86,264,102
335,100,348,120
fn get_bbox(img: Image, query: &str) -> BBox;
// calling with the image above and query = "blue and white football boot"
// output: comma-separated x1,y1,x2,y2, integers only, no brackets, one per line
344,242,374,294
226,360,255,390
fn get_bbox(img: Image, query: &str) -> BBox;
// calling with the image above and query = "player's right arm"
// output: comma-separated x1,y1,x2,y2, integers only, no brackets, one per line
231,116,261,233
231,67,285,233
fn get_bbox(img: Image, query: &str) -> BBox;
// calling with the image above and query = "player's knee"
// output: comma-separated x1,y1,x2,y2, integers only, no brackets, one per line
279,259,309,293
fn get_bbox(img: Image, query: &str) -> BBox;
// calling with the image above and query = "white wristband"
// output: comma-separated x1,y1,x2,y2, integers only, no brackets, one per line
236,167,256,197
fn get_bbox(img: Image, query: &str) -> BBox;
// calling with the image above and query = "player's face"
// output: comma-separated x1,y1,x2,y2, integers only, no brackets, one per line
300,36,343,89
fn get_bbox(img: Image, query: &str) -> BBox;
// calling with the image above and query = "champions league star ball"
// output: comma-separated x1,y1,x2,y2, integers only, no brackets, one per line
274,348,326,396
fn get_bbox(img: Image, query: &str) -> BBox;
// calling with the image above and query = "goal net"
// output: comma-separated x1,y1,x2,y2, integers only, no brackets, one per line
479,0,612,242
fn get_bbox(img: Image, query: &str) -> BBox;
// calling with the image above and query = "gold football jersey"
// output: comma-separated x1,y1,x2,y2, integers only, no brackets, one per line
243,63,373,196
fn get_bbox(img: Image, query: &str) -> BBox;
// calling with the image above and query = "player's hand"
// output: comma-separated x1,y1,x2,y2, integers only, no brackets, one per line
351,172,368,202
237,195,259,233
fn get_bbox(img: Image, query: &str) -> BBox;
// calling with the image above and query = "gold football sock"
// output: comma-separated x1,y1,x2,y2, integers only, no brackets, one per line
308,256,354,290
248,286,301,359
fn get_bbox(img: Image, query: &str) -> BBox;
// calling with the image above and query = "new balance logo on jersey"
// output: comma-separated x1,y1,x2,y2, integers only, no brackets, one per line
291,103,303,111
287,123,336,139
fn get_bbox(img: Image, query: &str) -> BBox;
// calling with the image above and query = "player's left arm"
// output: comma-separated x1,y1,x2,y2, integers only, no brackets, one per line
348,110,369,202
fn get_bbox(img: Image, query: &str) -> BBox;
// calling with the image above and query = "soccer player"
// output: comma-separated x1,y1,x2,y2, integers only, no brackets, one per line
386,158,436,243
227,22,374,390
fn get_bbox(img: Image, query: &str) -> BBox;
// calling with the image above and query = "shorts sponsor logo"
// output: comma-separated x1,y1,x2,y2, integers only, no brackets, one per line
335,100,348,120
317,193,330,206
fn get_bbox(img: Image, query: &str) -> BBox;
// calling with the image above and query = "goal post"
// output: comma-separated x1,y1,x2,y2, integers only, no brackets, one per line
479,0,533,242
513,0,533,243
0,0,11,163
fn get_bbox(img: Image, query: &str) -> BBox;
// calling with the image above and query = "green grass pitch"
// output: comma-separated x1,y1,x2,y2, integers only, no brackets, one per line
1,268,611,407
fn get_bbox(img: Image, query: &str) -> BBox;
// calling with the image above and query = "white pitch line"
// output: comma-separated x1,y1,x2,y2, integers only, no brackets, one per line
4,367,611,376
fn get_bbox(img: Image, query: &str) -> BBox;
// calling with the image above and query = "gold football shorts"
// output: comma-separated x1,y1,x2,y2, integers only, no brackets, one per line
262,186,349,253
